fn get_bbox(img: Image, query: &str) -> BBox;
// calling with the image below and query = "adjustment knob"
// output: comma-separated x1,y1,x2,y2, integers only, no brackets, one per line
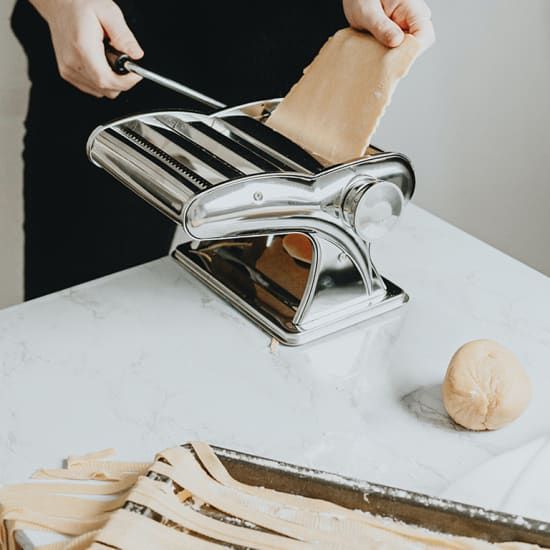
342,176,404,242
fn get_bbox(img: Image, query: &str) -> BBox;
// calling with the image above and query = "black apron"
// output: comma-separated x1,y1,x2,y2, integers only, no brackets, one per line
11,1,346,299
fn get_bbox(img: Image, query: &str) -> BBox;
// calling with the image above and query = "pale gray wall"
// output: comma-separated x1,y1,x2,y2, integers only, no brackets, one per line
374,0,550,275
0,1,549,309
0,0,26,308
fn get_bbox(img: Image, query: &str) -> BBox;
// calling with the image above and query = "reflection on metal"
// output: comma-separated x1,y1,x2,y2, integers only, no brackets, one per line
87,98,415,345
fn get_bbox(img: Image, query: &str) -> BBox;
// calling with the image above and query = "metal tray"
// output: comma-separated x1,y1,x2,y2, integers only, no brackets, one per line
127,444,550,547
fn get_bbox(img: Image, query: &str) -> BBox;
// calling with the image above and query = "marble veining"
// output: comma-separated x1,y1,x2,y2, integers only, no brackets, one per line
0,205,550,548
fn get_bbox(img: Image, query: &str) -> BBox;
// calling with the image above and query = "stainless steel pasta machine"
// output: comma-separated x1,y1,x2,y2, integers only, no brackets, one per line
88,49,415,345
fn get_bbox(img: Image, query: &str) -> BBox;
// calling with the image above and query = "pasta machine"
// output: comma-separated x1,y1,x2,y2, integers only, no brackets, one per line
88,50,415,345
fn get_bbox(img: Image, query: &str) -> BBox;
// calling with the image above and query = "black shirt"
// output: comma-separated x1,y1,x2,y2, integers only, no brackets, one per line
12,0,347,104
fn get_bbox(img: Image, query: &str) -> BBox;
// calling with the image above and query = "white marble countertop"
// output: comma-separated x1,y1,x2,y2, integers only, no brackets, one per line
1,204,550,545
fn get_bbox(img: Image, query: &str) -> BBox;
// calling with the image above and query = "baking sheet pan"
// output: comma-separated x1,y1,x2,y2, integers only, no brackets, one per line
125,443,550,547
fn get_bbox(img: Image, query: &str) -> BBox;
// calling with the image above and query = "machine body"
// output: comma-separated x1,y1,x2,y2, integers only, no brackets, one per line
87,99,415,344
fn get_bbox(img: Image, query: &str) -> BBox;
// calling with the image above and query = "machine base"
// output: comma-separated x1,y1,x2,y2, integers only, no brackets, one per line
172,241,408,346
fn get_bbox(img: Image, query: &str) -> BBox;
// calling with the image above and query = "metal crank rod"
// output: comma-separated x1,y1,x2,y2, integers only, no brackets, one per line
104,43,226,112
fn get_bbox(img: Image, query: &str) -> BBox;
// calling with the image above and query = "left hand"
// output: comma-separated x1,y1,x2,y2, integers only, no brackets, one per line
343,0,435,51
30,0,144,98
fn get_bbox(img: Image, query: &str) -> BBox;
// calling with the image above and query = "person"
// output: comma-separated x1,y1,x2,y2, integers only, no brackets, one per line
11,0,434,300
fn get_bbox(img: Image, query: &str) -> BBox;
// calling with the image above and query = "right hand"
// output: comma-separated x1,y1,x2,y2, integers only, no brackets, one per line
30,0,144,99
343,0,435,52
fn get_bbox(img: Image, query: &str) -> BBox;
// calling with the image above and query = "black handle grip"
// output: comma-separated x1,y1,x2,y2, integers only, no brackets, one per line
104,42,132,74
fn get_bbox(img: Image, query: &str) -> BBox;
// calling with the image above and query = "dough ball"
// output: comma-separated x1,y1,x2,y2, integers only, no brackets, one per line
442,339,531,431
282,233,313,264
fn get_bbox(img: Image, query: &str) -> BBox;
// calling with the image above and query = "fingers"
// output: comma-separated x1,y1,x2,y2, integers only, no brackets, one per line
343,0,435,52
60,61,121,98
406,13,435,51
60,38,141,99
113,72,142,92
96,1,144,96
412,19,435,51
64,70,104,98
344,0,405,47
46,0,144,98
96,0,143,59
388,0,435,51
66,11,128,97
60,63,123,99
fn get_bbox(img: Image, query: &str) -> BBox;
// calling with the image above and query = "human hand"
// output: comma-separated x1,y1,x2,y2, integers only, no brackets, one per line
30,0,143,98
343,0,435,51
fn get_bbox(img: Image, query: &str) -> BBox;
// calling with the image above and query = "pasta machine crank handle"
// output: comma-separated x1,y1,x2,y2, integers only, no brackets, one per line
104,43,226,112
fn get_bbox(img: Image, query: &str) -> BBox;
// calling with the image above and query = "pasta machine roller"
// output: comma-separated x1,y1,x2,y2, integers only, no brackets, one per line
87,64,415,345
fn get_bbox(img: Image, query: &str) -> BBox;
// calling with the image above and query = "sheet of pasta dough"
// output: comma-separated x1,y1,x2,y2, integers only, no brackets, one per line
267,27,422,164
